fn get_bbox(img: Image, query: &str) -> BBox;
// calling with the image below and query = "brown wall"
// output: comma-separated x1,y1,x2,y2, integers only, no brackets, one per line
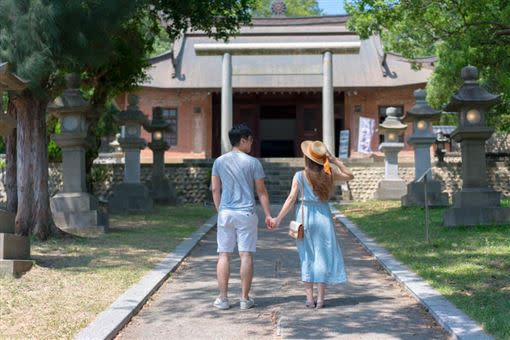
119,88,213,162
344,84,425,156
123,84,425,161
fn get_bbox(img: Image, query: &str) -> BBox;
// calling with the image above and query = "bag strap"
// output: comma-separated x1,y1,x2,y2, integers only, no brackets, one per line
301,171,305,225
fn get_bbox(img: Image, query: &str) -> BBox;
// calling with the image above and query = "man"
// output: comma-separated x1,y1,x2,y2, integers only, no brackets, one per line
211,123,272,310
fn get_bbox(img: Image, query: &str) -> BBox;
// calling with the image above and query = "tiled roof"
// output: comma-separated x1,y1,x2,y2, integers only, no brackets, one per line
142,16,433,89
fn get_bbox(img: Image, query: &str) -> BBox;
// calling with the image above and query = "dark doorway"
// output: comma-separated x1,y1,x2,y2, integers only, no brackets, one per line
260,105,297,157
213,92,341,158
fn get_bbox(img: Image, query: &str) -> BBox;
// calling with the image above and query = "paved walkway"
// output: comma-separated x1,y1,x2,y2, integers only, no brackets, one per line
117,205,448,340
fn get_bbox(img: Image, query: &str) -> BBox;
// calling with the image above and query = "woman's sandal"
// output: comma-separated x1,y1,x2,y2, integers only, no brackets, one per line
315,300,325,309
305,300,316,308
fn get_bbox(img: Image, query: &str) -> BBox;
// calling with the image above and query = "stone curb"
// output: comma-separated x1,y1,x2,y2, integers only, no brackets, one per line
330,205,493,340
75,214,218,340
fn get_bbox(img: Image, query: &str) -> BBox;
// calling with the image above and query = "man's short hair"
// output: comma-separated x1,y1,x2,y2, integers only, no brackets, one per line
229,123,253,147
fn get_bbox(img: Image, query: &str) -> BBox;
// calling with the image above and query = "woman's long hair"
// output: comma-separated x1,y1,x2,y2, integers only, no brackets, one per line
304,156,334,202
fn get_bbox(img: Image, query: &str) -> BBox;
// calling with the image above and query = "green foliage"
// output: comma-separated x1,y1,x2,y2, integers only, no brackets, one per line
96,104,120,138
149,25,173,58
47,116,61,163
156,0,255,41
88,164,111,194
345,0,510,132
439,113,458,126
0,0,255,100
252,0,322,17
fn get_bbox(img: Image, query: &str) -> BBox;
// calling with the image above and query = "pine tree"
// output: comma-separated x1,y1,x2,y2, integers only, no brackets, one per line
0,0,254,239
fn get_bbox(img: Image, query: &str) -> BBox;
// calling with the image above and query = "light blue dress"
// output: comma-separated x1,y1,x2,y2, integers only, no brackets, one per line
294,171,347,284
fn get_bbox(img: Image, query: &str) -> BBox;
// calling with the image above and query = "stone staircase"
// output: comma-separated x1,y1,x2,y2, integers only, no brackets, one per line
260,158,344,203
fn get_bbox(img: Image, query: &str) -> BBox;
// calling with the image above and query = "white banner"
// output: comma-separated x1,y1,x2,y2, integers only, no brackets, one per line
357,116,376,154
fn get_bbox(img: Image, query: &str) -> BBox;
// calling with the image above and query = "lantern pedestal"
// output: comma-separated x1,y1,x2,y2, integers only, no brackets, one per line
402,181,449,207
148,141,176,203
374,180,407,200
0,210,33,277
402,136,448,207
50,192,107,236
443,130,510,226
109,137,153,213
108,183,153,213
444,189,510,226
374,143,407,200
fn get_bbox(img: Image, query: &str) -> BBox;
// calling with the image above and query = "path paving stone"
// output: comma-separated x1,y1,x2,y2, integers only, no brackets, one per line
117,205,448,340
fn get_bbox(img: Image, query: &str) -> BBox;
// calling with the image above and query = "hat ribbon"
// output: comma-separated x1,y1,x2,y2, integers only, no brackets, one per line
308,145,332,175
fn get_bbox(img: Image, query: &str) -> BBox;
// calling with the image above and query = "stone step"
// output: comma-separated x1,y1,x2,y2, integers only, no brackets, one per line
0,259,34,277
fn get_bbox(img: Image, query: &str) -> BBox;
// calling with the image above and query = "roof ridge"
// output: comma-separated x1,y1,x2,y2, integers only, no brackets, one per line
250,15,349,26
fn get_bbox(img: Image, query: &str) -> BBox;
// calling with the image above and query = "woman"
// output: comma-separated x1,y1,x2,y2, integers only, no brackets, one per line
270,140,354,309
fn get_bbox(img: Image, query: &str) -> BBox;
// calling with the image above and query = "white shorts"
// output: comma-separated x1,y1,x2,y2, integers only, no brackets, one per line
217,209,258,253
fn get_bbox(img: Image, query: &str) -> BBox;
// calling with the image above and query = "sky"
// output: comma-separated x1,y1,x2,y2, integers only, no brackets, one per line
317,0,347,15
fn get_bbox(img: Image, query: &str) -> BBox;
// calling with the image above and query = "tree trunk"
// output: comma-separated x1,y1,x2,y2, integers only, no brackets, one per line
85,86,107,194
13,92,53,239
5,97,17,214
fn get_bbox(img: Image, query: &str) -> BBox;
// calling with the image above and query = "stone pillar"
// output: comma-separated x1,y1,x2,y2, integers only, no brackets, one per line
108,94,153,213
124,143,141,183
401,89,448,207
221,53,233,154
322,51,335,153
442,66,510,226
0,68,33,276
47,73,107,237
145,107,177,203
383,148,401,180
374,107,408,200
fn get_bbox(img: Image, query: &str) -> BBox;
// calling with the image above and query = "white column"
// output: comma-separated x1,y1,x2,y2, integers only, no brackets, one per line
221,53,233,154
322,51,335,153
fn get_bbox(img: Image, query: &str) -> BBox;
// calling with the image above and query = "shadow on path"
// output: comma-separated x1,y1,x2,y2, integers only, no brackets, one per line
117,205,448,340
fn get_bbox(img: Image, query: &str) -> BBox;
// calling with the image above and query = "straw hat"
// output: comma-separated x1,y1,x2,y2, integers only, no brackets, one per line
301,140,329,165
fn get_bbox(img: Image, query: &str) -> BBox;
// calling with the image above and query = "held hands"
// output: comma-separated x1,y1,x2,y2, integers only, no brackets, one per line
268,217,281,230
265,215,273,230
265,215,281,230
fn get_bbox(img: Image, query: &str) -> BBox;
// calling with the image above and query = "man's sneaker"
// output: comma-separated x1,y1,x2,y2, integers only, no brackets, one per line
240,297,255,310
213,297,230,310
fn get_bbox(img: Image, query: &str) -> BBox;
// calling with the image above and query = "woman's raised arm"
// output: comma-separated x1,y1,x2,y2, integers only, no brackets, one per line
326,152,354,182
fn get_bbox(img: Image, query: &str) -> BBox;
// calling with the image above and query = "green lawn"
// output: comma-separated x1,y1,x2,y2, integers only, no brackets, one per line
339,200,510,340
0,205,215,340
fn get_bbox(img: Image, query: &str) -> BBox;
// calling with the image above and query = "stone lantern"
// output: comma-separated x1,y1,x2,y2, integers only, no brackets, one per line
443,65,510,226
47,73,107,236
0,62,32,276
108,94,153,213
402,89,448,207
144,107,177,203
374,107,408,200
